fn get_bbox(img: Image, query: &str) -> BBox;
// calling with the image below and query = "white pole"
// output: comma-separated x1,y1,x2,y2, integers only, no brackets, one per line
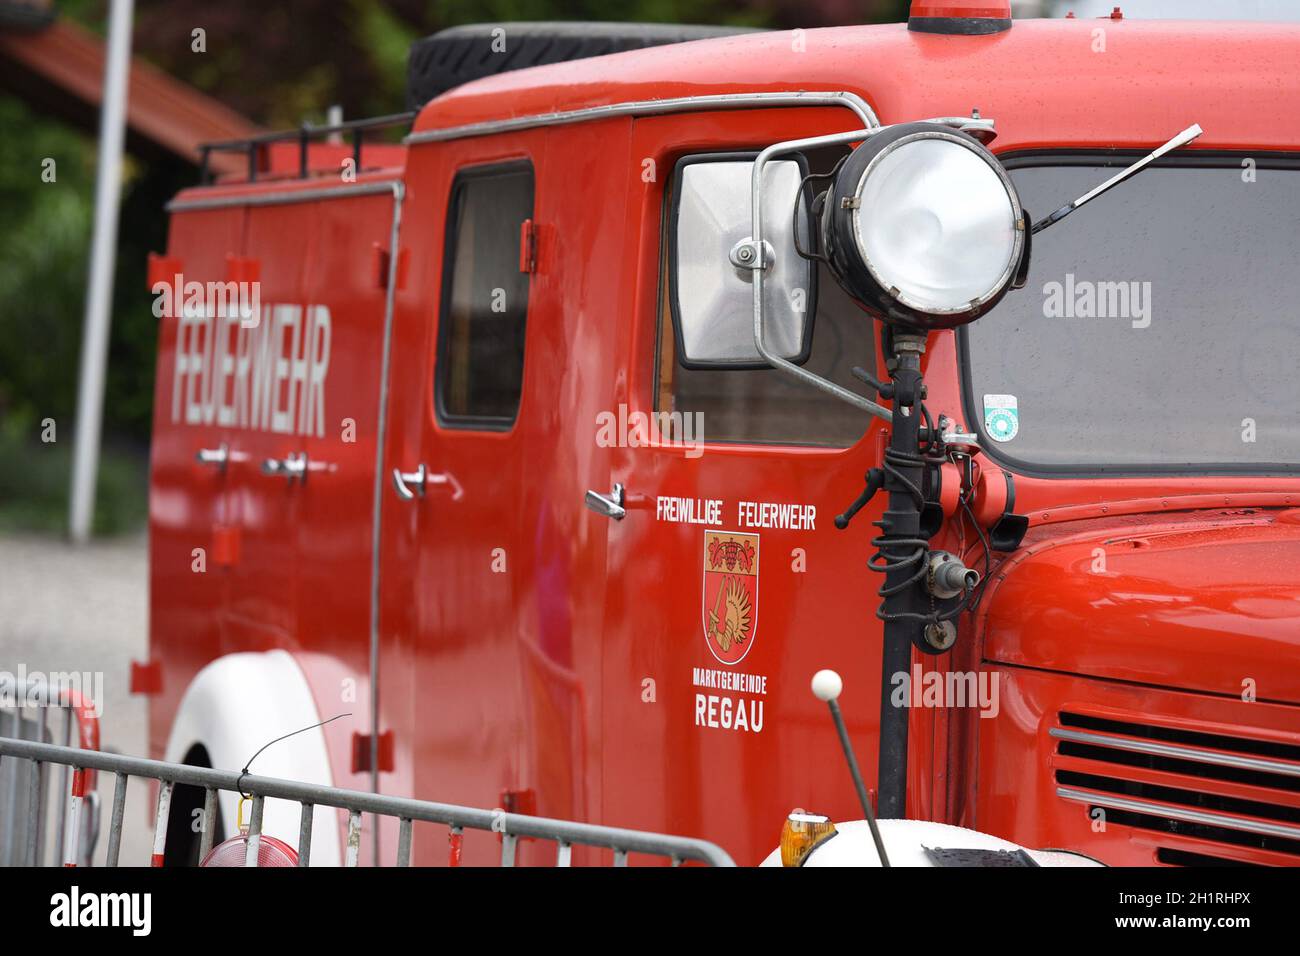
68,0,135,543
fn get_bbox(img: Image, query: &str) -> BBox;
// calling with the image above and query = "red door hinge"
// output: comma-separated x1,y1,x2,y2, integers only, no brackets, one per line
499,788,537,844
224,254,261,284
519,218,537,274
499,788,536,816
351,730,394,773
373,244,408,290
146,253,183,292
210,523,240,568
130,659,162,696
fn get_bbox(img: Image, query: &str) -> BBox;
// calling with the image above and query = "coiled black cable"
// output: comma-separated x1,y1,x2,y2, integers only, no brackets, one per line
868,408,973,627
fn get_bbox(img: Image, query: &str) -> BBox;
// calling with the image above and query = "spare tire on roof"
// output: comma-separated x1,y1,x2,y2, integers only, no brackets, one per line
407,21,763,109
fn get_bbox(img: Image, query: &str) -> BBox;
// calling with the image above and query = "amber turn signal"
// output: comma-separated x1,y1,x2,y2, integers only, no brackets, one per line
779,812,838,867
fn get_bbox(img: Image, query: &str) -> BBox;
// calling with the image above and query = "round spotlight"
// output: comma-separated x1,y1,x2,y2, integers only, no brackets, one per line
823,123,1026,330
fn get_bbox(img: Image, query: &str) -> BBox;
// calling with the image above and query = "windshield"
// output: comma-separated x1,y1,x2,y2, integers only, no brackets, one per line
962,156,1300,473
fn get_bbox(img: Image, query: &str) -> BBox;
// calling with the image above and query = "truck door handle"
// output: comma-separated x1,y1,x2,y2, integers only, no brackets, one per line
195,444,229,472
261,452,308,482
392,464,427,500
392,464,464,502
584,483,625,521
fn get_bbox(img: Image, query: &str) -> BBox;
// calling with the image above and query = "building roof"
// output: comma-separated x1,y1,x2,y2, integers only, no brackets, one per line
0,16,261,174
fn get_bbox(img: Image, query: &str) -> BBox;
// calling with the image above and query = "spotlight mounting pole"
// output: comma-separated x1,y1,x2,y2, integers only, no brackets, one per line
873,329,930,820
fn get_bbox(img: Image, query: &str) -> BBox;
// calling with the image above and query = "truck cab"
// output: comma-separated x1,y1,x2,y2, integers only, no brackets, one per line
146,9,1300,866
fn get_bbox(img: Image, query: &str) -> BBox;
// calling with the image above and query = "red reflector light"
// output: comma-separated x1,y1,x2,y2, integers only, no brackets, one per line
199,834,299,867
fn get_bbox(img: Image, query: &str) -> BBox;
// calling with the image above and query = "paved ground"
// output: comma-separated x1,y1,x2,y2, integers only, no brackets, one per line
0,532,153,866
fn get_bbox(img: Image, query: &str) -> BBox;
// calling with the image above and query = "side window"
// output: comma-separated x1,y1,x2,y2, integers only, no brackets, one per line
436,162,534,427
658,148,874,446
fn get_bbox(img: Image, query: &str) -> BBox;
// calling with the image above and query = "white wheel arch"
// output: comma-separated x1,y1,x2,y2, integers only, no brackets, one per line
164,649,343,866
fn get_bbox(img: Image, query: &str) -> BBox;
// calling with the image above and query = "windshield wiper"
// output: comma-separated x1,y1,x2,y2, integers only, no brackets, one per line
1032,123,1203,235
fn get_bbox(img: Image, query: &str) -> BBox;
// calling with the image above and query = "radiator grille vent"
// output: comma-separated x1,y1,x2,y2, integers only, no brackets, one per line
1051,711,1300,866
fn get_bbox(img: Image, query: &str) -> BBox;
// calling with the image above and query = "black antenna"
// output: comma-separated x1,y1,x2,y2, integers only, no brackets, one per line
812,670,891,867
235,713,351,797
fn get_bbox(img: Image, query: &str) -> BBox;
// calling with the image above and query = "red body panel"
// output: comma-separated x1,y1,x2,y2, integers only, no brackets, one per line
982,510,1300,705
149,19,1300,865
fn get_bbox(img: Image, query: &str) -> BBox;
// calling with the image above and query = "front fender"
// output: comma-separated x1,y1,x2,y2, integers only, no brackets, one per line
165,649,343,866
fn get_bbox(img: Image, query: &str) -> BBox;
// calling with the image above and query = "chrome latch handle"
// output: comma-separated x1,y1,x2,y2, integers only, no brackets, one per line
262,452,308,482
195,443,229,472
584,483,625,521
392,464,427,500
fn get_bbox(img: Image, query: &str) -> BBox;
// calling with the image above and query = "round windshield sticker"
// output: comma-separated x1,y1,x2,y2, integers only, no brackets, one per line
983,394,1019,443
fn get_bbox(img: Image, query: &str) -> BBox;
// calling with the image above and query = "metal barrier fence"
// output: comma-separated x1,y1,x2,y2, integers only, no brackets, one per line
0,736,735,867
0,679,100,867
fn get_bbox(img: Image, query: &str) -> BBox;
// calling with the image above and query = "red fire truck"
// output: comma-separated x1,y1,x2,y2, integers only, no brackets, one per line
141,3,1300,866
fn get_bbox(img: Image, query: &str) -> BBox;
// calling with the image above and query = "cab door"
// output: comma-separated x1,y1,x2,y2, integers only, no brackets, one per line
378,131,551,865
148,207,244,760
295,186,406,805
597,109,889,863
222,201,317,652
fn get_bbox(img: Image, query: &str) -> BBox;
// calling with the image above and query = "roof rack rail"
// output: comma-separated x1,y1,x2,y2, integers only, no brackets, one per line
198,110,417,185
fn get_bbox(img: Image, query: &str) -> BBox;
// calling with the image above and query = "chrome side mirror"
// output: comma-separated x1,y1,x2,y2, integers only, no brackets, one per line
669,155,815,368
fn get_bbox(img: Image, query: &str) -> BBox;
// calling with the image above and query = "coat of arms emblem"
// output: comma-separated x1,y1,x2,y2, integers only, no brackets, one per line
702,530,760,665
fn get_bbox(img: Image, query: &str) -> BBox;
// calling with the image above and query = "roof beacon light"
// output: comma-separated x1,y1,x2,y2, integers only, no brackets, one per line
908,1,1012,36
